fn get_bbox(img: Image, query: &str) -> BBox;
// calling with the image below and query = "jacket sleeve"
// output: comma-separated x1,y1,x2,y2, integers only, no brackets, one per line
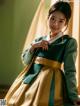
63,38,78,101
21,37,43,65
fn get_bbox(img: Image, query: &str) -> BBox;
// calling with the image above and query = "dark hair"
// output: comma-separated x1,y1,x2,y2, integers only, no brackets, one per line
48,1,71,23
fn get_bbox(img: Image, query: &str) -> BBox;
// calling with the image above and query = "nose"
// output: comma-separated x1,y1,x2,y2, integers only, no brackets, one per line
53,20,58,27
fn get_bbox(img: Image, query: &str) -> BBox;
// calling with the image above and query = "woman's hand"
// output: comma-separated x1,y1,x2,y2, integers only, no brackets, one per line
73,102,78,106
30,40,49,52
73,97,80,106
76,97,80,105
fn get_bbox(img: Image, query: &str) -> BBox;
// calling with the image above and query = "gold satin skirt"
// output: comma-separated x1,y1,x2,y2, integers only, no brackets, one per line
5,57,64,106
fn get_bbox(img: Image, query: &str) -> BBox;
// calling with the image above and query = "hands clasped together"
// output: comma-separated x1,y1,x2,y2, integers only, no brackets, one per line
30,40,49,53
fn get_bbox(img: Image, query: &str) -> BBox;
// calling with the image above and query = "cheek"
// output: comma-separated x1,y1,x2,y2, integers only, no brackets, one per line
48,20,52,28
60,23,66,29
49,20,55,27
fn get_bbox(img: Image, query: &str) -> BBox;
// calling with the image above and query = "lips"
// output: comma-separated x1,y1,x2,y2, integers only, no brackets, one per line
50,25,59,30
51,27,59,31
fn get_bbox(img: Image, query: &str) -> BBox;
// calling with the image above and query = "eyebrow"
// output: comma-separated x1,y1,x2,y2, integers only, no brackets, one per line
51,15,65,20
60,19,65,21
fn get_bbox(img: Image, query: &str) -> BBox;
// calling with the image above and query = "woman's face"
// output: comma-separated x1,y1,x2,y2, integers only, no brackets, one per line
48,11,67,35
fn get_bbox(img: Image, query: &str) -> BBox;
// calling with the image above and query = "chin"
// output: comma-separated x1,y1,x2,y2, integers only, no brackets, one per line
51,30,59,35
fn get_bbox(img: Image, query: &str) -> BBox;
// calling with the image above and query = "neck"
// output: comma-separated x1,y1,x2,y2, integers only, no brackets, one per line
50,32,59,39
49,31,63,40
50,31,62,38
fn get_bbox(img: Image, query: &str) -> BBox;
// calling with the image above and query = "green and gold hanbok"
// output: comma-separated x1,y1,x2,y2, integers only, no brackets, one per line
5,34,78,106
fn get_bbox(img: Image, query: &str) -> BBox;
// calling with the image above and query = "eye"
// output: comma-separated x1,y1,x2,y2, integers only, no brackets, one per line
52,17,55,20
51,17,55,21
59,19,65,23
59,20,63,23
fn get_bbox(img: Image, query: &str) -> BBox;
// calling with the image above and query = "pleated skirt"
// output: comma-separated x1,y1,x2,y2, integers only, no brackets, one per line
5,64,65,106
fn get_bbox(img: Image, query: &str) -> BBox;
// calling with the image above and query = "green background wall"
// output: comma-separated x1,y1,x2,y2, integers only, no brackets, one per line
0,0,39,85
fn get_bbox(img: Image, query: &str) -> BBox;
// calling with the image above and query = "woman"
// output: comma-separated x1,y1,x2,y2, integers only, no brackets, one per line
5,1,79,106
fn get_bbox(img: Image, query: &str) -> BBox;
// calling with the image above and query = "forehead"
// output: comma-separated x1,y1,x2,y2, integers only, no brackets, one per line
50,11,66,20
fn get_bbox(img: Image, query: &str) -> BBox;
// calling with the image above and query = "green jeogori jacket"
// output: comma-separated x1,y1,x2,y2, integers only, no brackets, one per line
21,35,78,105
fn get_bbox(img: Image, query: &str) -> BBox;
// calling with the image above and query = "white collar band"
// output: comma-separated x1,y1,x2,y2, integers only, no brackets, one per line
47,32,63,44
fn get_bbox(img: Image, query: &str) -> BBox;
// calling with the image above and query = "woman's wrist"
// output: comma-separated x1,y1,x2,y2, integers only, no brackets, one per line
29,43,37,53
29,46,35,53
